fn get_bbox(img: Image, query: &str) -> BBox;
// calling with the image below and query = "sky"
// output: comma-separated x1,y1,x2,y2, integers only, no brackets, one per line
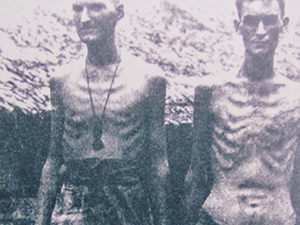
0,0,300,113
1,0,300,29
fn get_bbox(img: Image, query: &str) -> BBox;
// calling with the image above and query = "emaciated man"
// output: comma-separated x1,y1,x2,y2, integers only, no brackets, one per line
36,0,169,224
186,0,300,224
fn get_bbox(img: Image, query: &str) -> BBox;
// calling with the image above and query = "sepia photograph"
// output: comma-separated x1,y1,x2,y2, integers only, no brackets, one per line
1,0,300,224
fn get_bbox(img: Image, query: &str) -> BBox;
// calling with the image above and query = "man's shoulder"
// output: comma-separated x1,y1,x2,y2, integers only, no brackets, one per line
194,69,239,94
119,51,165,82
117,51,166,94
275,73,300,88
275,74,300,100
51,57,85,85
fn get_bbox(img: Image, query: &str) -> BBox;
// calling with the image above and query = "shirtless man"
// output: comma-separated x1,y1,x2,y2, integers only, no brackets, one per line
35,0,169,224
186,0,300,224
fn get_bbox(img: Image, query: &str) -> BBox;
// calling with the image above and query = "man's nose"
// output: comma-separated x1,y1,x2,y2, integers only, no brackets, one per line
81,8,90,23
255,21,266,37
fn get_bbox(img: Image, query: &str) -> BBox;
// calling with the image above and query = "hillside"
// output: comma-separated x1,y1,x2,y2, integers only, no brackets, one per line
1,0,299,123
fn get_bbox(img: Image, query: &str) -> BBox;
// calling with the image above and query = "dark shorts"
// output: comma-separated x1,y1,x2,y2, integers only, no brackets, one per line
64,158,142,186
53,159,152,225
196,208,219,225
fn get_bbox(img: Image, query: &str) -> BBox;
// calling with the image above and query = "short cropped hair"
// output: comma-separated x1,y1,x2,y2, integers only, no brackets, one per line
236,0,285,18
73,0,122,7
111,0,122,6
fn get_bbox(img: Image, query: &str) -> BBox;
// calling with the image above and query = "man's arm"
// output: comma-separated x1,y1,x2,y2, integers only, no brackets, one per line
291,135,300,225
185,85,215,225
36,78,65,225
145,76,169,225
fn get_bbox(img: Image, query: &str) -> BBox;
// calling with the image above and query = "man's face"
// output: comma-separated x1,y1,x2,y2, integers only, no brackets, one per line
73,0,123,43
236,0,287,57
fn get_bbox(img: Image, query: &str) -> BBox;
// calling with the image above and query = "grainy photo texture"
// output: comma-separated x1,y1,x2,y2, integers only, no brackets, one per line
1,0,300,225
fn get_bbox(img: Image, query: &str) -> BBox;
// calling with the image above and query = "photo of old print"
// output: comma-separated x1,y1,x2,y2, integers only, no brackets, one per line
1,0,300,224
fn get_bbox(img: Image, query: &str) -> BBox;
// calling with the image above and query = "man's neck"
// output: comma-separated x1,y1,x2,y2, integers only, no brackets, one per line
242,51,275,82
86,38,119,67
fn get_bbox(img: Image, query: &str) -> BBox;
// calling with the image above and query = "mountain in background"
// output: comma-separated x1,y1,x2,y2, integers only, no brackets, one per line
1,0,300,123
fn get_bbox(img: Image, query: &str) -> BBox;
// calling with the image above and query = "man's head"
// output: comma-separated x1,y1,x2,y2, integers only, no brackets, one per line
73,0,124,44
234,0,289,57
236,0,285,18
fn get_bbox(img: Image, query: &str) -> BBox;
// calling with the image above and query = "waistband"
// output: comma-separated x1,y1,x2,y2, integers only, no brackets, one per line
63,158,141,187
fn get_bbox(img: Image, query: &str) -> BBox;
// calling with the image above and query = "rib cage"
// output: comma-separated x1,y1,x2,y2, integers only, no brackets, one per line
210,80,300,172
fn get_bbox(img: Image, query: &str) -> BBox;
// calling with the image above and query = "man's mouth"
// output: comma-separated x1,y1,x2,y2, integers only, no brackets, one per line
252,41,268,49
254,40,266,44
80,28,95,33
79,22,96,31
79,26,97,36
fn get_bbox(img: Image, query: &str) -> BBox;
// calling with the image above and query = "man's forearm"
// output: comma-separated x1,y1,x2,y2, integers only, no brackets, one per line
37,82,65,224
36,159,62,225
145,161,168,225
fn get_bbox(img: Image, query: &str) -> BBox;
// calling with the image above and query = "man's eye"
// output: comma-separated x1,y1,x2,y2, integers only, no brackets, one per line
243,16,259,27
263,15,278,26
73,4,83,12
88,3,106,12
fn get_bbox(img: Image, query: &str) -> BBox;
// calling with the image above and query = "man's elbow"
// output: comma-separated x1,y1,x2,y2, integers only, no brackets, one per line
41,156,63,180
156,157,170,180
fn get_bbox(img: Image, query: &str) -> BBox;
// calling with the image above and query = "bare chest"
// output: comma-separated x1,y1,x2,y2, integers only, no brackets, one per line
62,72,148,119
60,71,150,161
212,83,300,140
209,82,300,170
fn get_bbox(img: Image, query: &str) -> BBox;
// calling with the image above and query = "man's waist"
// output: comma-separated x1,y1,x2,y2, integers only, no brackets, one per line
203,182,295,225
211,178,291,201
62,158,141,186
63,133,145,161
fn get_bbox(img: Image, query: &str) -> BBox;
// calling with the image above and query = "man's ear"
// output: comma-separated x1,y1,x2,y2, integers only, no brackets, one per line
234,19,241,33
116,4,124,20
281,17,289,32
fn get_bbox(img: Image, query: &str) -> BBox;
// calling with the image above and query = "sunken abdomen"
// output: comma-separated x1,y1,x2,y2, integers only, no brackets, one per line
201,82,299,225
62,104,148,162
